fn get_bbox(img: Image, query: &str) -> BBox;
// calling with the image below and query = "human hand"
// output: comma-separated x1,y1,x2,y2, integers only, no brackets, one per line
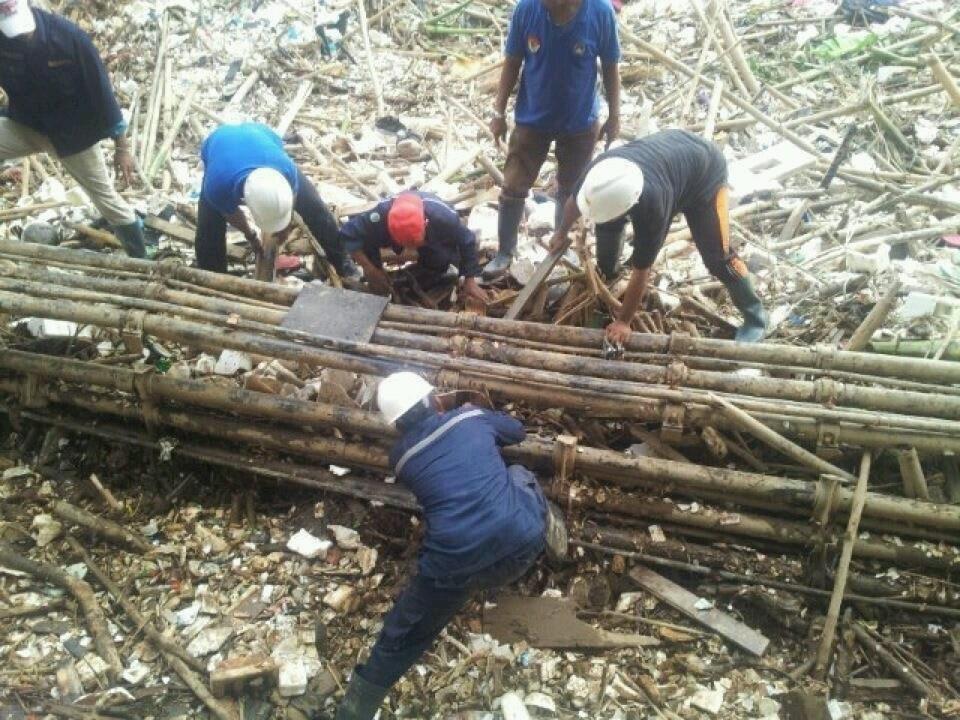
490,115,508,148
601,114,620,149
367,269,393,295
547,230,568,254
462,276,490,304
244,230,263,257
605,319,632,345
114,146,137,186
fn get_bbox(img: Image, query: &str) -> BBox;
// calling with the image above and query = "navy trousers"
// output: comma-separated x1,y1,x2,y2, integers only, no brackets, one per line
356,466,547,689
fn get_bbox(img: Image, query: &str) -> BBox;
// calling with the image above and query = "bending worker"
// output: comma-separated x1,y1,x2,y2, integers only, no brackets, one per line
334,372,567,719
0,0,145,257
195,123,355,278
550,129,768,343
337,191,489,304
484,0,621,278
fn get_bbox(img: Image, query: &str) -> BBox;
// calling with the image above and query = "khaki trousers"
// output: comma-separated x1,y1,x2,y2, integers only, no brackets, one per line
0,118,135,226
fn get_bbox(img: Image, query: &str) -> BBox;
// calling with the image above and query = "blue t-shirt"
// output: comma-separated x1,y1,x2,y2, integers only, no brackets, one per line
200,123,299,215
505,0,620,135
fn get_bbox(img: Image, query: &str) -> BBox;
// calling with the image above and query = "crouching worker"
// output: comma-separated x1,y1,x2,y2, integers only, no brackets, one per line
550,129,768,343
337,191,489,304
334,372,567,719
195,123,356,278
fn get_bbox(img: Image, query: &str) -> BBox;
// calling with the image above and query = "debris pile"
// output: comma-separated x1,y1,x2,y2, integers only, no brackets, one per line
0,0,959,718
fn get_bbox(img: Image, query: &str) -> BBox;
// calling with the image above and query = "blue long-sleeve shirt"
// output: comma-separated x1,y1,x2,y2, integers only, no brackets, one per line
389,406,546,579
338,192,482,278
0,8,125,158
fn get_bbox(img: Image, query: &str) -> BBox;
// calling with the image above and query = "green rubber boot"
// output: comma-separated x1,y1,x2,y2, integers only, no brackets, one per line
483,195,524,280
595,222,625,280
722,275,768,343
114,219,146,258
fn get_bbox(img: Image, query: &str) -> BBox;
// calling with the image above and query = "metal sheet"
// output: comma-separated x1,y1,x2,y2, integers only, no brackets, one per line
281,283,388,344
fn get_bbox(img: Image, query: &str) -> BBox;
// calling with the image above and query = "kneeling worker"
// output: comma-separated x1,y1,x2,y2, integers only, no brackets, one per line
334,372,567,719
550,129,768,343
195,123,354,277
337,191,489,304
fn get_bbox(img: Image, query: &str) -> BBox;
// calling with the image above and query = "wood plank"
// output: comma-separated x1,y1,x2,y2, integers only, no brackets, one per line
504,238,571,320
484,594,659,650
629,565,769,656
145,214,195,243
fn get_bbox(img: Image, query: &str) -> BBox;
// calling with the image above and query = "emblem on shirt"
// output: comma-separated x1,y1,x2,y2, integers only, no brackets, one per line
369,212,381,223
573,41,586,56
527,35,541,53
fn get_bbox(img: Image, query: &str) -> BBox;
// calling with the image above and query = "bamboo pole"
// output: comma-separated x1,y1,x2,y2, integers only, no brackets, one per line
928,53,960,107
710,394,856,483
3,370,959,537
815,451,872,674
8,393,957,570
846,279,901,352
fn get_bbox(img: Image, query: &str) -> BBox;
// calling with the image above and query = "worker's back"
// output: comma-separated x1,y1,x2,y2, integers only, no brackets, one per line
389,406,546,581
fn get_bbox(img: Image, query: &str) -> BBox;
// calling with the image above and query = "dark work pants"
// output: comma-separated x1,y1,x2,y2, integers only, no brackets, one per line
356,466,546,690
598,186,748,281
194,167,346,274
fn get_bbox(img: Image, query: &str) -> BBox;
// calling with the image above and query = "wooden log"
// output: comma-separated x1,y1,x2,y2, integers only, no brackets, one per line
0,542,123,681
814,452,872,674
898,448,930,501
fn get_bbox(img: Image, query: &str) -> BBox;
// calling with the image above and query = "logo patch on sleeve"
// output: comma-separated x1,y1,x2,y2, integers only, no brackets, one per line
527,35,541,53
573,41,586,56
369,212,381,223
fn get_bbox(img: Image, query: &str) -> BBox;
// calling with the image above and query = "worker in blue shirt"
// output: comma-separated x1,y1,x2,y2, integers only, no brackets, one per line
0,0,145,257
483,0,621,279
338,191,489,304
196,123,357,279
333,372,567,720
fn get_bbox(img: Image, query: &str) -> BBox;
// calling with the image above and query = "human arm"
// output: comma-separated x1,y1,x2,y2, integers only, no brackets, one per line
490,55,523,146
484,410,527,446
224,209,262,254
351,249,393,294
600,59,621,149
605,266,649,343
73,30,135,183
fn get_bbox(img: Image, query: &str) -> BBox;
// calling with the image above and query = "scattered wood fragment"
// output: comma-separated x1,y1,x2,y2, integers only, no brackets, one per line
0,542,123,681
628,565,769,657
51,500,152,553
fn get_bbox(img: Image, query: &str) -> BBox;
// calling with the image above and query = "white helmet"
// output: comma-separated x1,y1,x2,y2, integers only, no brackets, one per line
377,372,434,425
576,158,644,224
244,168,294,234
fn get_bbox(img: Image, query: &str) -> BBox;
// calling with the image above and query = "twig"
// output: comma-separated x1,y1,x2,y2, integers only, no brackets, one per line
846,278,901,352
51,500,152,553
355,0,385,118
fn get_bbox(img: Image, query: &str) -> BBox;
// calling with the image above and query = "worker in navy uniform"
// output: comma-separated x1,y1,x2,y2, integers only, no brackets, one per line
338,190,489,304
0,0,146,256
331,372,567,720
550,129,768,343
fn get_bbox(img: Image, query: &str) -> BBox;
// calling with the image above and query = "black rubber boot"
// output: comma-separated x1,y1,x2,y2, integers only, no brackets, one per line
595,222,625,280
114,219,146,258
554,191,569,232
483,195,524,280
334,673,390,720
722,275,768,343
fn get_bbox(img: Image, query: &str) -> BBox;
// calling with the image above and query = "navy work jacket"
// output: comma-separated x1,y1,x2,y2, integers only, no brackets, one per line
338,191,482,278
0,9,124,157
389,406,546,579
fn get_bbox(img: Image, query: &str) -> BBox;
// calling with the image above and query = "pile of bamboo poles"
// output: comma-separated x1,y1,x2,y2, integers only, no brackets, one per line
1,242,959,576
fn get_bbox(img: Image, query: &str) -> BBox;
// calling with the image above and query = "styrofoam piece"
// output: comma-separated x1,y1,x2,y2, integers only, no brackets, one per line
214,349,253,376
286,529,332,559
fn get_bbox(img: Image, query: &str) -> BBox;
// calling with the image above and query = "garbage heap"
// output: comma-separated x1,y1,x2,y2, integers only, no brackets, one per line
1,242,960,718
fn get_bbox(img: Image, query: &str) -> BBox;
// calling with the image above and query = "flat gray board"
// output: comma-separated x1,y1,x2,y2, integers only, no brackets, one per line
281,283,388,344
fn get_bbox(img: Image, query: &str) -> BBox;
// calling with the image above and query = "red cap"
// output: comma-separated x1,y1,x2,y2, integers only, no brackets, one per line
387,193,426,247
